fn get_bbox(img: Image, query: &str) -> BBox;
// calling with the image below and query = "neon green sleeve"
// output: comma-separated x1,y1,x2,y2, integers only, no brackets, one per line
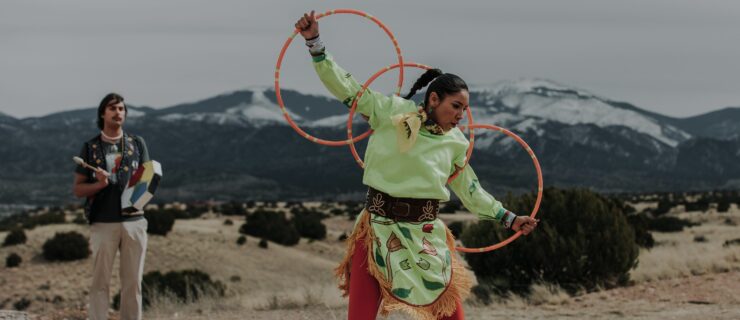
313,52,407,129
448,163,510,222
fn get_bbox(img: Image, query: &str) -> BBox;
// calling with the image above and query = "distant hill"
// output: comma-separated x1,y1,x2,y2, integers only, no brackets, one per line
1,80,738,204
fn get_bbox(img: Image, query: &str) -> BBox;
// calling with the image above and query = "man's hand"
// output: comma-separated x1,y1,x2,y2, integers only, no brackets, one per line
94,167,109,187
295,10,319,40
512,216,539,235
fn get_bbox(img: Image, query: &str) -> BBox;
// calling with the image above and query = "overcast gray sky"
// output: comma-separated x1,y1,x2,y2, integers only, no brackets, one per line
1,0,739,118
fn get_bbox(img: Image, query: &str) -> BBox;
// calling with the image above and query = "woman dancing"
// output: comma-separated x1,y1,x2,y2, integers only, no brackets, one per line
295,11,538,320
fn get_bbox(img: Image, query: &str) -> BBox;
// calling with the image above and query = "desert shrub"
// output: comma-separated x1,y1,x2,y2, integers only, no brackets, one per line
259,238,268,249
145,209,176,236
290,207,326,218
171,207,205,220
471,284,492,305
693,235,708,243
72,213,87,224
461,188,638,295
236,235,246,245
285,201,304,209
684,197,710,212
217,201,246,216
717,200,730,213
347,201,364,212
114,269,225,310
0,212,31,231
439,200,462,214
2,228,27,247
291,209,327,240
625,214,655,248
13,298,30,311
447,221,464,239
346,202,366,220
0,210,65,231
652,199,674,216
239,210,299,246
647,216,697,232
723,238,740,247
621,203,636,214
6,253,21,268
30,210,66,228
42,231,90,261
224,219,234,226
470,282,508,305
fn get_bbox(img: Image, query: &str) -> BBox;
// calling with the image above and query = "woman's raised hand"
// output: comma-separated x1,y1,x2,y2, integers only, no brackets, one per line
295,10,319,40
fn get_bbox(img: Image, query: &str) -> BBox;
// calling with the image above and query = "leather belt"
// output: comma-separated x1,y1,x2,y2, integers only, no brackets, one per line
364,187,439,222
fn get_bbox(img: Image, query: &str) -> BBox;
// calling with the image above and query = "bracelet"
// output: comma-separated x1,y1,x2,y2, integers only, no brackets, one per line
305,34,321,47
502,211,517,229
305,35,325,56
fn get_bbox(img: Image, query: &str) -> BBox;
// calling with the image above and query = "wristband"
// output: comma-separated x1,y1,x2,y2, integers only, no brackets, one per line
502,211,516,229
305,35,325,56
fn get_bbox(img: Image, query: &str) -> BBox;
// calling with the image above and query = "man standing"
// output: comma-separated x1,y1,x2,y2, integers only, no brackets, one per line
73,93,150,320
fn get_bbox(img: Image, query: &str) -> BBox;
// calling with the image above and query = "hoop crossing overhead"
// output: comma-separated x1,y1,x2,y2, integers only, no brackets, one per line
274,9,404,146
275,9,543,253
345,62,476,185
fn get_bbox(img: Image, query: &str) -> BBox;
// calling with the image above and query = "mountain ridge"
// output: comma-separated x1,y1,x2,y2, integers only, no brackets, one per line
1,79,737,204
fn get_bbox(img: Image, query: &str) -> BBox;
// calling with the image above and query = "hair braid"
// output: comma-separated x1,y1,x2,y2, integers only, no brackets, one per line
403,68,443,100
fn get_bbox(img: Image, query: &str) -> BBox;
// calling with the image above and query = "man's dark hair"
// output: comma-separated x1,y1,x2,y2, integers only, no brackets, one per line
97,93,126,130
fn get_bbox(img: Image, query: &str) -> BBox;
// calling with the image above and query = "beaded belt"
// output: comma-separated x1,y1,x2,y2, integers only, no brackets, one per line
364,187,440,222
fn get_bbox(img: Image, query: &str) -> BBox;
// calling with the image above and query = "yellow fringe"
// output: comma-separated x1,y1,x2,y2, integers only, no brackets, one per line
335,210,473,320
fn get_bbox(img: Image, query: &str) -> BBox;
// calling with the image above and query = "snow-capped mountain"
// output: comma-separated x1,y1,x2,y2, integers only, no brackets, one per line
1,80,738,204
469,79,691,147
143,87,363,128
157,90,298,127
115,80,707,150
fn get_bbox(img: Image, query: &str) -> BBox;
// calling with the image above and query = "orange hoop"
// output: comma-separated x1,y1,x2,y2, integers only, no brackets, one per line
454,123,544,253
274,9,404,146
276,9,544,254
347,62,475,184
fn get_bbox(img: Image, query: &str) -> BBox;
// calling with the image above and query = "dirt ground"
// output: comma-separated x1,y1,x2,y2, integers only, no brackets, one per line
1,204,739,319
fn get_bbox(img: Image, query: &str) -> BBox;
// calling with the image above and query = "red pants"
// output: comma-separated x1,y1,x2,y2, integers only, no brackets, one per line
347,239,464,320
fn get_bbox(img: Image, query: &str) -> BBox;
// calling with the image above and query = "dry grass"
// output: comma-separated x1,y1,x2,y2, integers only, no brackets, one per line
1,203,739,319
465,282,572,308
631,210,740,282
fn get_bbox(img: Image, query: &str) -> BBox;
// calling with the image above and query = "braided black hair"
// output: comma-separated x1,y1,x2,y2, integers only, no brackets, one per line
404,68,443,99
404,69,469,108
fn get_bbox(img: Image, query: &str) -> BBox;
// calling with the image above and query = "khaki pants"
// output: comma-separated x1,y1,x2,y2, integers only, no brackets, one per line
88,219,148,320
